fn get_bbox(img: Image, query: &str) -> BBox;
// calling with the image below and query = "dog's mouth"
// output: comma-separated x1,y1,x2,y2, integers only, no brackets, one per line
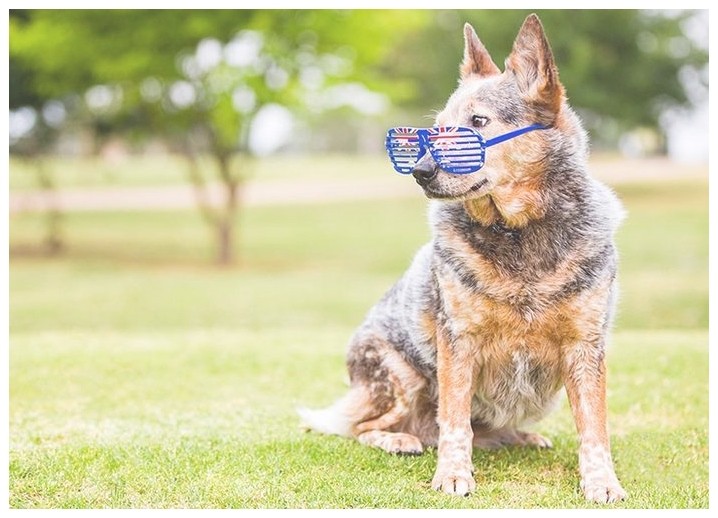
422,177,489,200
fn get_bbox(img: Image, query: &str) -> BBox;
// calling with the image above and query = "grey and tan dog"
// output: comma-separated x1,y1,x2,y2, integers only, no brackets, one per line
299,14,627,503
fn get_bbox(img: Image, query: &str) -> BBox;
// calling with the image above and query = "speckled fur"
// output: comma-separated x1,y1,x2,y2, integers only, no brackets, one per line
299,14,627,503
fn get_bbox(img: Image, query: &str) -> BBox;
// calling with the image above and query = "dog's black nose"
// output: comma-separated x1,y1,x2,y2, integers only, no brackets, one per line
412,163,438,188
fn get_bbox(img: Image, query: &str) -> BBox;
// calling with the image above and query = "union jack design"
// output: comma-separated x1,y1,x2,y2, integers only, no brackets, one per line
385,124,546,175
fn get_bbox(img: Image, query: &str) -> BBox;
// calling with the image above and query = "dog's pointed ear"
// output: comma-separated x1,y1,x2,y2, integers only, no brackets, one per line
460,23,500,80
505,14,564,122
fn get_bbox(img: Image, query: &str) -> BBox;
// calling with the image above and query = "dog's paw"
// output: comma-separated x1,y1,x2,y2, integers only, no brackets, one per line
473,428,553,450
581,478,627,503
356,430,424,455
431,470,476,496
382,433,424,455
518,431,553,448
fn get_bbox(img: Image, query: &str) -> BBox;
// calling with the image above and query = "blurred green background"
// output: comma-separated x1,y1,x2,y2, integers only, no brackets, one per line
9,9,708,263
8,9,709,509
9,9,709,261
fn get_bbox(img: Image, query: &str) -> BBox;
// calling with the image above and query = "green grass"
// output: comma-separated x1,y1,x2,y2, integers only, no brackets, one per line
9,177,708,508
614,181,708,330
9,154,392,190
8,329,708,508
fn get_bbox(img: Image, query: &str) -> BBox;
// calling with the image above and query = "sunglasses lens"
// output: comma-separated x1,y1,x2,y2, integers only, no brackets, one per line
427,127,485,174
386,128,422,174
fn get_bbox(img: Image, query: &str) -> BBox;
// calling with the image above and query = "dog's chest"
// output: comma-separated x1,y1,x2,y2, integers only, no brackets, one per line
433,207,593,330
468,320,566,428
434,240,576,427
437,254,573,401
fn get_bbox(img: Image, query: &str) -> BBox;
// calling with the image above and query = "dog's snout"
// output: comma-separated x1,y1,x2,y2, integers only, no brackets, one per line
412,161,438,188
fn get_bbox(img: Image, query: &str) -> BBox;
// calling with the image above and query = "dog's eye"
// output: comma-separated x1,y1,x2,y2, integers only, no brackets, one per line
471,115,490,129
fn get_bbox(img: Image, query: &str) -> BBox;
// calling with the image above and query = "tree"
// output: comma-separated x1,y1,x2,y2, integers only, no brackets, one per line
10,9,424,264
380,9,708,146
10,18,67,254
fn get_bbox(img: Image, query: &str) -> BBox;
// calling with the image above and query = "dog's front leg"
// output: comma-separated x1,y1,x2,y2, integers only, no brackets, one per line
563,343,627,503
431,332,476,496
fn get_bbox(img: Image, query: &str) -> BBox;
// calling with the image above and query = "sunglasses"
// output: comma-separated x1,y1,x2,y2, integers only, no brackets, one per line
385,123,546,175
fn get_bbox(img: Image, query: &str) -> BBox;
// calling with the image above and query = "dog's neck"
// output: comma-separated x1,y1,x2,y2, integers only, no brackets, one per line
462,105,591,229
464,180,547,228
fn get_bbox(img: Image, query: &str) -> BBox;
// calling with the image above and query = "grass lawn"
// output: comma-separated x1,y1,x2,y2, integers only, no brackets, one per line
8,154,393,191
8,177,708,508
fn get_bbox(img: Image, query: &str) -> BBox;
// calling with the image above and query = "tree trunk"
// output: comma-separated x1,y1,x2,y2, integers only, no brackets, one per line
215,152,240,266
183,149,242,266
217,217,234,265
35,159,64,255
183,146,244,266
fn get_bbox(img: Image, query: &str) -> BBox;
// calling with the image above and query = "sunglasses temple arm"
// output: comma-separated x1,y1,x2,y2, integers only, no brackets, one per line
484,123,546,148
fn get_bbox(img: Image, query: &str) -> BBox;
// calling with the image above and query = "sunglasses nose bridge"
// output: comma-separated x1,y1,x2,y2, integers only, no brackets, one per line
415,131,430,159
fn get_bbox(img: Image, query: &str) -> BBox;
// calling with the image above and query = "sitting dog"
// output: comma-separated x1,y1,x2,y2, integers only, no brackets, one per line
300,13,627,503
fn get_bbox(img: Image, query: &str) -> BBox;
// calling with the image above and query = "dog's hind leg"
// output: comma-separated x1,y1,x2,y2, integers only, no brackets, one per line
351,342,432,454
300,338,430,455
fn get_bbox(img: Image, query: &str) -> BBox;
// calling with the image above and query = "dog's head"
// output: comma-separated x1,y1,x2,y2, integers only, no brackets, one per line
415,14,584,225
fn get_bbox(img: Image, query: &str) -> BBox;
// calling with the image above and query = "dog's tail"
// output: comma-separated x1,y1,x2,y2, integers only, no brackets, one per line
297,389,369,438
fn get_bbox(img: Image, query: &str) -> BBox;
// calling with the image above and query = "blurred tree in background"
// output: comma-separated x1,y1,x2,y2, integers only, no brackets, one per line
382,10,708,148
9,9,707,263
9,9,423,264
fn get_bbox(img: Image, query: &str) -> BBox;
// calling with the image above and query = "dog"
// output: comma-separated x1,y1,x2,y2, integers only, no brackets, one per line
299,13,627,504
